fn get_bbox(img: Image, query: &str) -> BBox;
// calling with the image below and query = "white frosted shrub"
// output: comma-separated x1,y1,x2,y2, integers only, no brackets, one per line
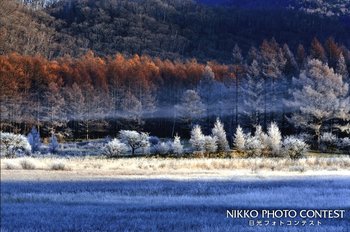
320,132,337,143
27,127,41,153
50,161,70,171
244,134,263,157
103,138,128,157
339,138,350,154
190,125,205,152
49,134,59,154
282,136,309,159
0,132,31,158
233,125,245,151
255,125,268,147
20,158,36,170
212,118,229,151
172,135,184,155
267,122,282,156
320,132,338,151
203,136,218,153
296,133,313,144
154,142,170,155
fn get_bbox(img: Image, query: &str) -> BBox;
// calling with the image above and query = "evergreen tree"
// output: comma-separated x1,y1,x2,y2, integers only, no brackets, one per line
212,118,229,151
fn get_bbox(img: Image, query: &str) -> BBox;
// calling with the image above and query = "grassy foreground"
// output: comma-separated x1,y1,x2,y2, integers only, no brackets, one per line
1,155,350,232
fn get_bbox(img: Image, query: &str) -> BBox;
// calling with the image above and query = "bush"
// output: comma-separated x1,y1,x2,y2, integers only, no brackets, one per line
282,136,309,159
20,158,36,170
149,136,160,146
49,134,59,154
27,127,41,153
244,135,264,157
103,139,128,157
50,161,70,171
338,138,350,154
320,132,337,152
154,142,170,155
0,132,31,158
172,135,184,155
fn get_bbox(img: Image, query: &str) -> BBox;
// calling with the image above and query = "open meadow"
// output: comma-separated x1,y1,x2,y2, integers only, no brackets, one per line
1,156,350,232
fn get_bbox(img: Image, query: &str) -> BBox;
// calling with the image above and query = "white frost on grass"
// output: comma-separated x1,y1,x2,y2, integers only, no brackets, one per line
1,156,350,173
3,181,350,209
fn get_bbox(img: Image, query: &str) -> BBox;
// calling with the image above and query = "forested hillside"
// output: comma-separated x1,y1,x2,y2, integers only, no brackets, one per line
1,0,350,61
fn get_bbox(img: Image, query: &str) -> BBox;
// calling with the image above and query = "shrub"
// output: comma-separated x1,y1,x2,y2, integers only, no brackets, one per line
20,158,36,170
339,138,350,154
103,139,128,157
244,135,264,157
282,136,309,159
49,134,59,154
0,132,31,158
50,161,70,171
154,142,170,155
172,135,184,155
149,136,160,146
4,161,19,170
190,125,205,152
203,136,218,153
27,127,41,153
320,132,338,152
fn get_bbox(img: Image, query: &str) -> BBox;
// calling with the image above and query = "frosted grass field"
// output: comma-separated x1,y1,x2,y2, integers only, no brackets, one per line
1,157,350,231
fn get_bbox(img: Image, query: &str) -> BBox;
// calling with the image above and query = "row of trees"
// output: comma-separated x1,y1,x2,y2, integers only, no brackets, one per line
1,38,349,146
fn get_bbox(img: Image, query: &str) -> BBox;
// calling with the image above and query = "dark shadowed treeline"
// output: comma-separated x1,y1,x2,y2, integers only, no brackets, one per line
1,38,349,141
1,0,350,62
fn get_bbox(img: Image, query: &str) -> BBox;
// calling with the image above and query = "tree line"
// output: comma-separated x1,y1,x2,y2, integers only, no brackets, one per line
1,37,349,145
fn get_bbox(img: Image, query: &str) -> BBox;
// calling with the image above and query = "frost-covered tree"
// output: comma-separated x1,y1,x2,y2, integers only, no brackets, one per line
287,59,350,146
120,91,143,129
212,118,229,151
0,132,31,157
198,65,219,127
232,44,243,65
172,135,184,155
189,125,205,152
267,122,282,155
103,138,128,157
233,125,245,151
48,134,59,154
176,90,205,128
336,53,349,80
242,60,264,126
27,127,41,153
204,135,218,153
119,130,150,155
